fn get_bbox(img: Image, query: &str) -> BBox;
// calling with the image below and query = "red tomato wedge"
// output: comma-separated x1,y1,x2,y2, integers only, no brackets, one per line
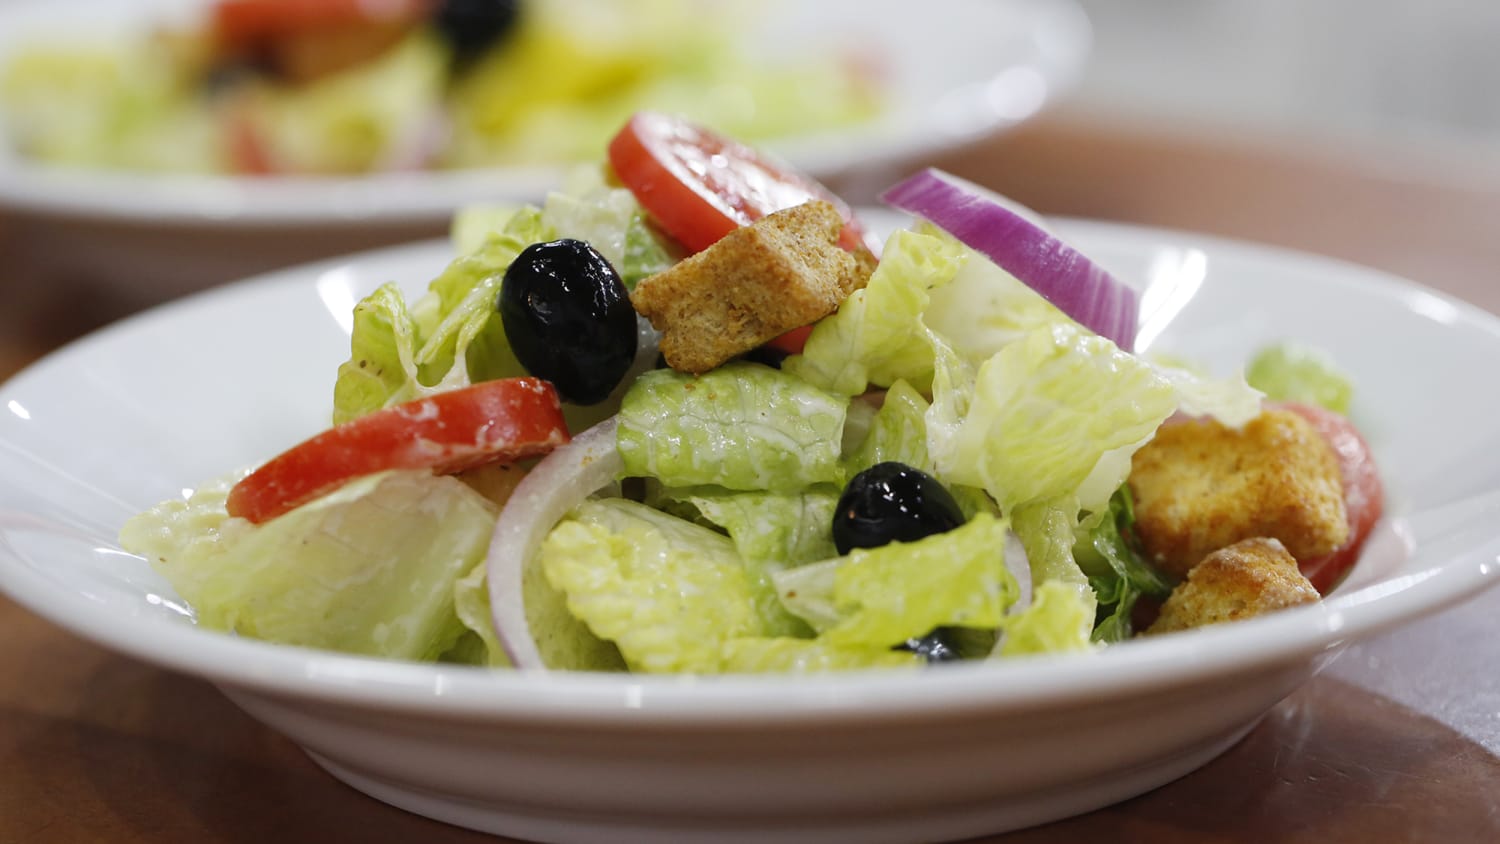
1279,401,1384,593
213,0,429,48
226,378,569,525
607,111,873,255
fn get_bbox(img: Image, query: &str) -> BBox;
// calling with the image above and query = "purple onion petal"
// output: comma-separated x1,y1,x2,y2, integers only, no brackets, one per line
881,169,1139,352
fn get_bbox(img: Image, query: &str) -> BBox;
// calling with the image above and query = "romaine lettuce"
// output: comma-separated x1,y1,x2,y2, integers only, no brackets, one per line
119,471,498,661
539,498,764,673
616,363,848,492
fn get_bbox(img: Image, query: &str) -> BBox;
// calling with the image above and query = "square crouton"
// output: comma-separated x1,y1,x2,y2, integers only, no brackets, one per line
1128,408,1348,578
630,200,873,374
1146,537,1320,634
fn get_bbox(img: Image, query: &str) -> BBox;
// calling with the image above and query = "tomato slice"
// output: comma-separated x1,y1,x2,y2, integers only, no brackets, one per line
226,378,569,524
213,0,430,49
607,111,873,255
1278,401,1384,593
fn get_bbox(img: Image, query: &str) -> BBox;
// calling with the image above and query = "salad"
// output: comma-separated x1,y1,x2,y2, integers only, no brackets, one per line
0,0,878,175
120,111,1383,673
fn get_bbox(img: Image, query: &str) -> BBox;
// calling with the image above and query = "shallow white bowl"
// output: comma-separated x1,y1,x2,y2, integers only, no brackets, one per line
0,0,1090,298
2,219,1498,843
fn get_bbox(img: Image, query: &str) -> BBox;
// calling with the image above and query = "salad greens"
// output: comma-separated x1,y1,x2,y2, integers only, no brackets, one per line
121,152,1275,674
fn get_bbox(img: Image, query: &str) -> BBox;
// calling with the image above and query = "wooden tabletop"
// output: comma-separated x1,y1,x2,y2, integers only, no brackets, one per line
4,114,1500,842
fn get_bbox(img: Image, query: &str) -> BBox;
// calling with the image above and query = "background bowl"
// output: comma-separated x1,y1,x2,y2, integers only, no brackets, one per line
1,217,1497,842
0,0,1091,302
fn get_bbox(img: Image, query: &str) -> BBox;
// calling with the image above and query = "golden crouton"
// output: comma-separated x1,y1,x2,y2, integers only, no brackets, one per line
1146,537,1320,634
1128,408,1348,578
630,200,873,374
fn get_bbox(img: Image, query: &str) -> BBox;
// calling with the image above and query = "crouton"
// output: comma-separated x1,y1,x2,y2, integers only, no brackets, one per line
1146,537,1320,634
630,200,873,374
1128,408,1348,578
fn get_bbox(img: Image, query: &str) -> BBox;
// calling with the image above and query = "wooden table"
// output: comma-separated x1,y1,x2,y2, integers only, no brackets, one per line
4,115,1500,842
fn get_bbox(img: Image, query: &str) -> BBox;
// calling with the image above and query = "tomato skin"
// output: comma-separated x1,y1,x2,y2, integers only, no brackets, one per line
607,111,873,255
213,0,430,49
226,378,569,524
764,324,815,357
1277,401,1384,593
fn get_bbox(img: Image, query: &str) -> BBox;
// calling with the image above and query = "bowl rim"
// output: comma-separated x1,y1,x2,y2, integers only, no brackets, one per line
2,218,1499,727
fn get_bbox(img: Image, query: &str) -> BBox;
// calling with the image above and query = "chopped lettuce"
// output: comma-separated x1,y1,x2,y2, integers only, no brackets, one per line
539,498,764,673
998,580,1097,656
1075,486,1176,643
542,166,675,288
931,322,1178,514
785,227,969,396
1246,341,1354,414
446,561,513,667
845,379,931,473
332,208,551,423
772,513,1018,648
119,471,498,661
660,486,839,637
616,363,849,492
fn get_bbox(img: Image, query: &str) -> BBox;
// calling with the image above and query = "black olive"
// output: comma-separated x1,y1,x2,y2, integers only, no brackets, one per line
832,462,964,555
433,0,522,64
499,238,637,405
895,628,963,663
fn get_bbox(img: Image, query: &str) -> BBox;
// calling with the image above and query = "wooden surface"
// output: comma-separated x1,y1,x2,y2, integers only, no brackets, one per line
3,114,1500,842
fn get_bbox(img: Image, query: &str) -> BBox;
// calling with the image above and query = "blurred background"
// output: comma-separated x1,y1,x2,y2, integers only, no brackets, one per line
1074,0,1500,157
3,0,1500,377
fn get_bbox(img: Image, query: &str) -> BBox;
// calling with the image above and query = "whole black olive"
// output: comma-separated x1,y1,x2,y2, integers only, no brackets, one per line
433,0,522,63
895,628,963,663
499,238,637,405
832,462,965,555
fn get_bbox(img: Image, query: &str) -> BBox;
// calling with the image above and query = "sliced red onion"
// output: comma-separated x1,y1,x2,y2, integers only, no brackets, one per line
880,168,1139,352
486,417,621,669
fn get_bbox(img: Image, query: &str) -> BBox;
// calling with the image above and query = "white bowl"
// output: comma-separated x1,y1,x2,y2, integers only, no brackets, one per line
0,0,1091,299
2,218,1497,843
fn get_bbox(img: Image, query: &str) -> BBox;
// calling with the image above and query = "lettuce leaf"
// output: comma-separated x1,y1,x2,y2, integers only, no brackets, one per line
930,322,1178,514
617,363,848,492
784,226,968,396
772,513,1017,648
331,208,551,423
539,498,764,673
119,471,497,661
998,580,1097,656
1246,341,1353,414
661,486,838,637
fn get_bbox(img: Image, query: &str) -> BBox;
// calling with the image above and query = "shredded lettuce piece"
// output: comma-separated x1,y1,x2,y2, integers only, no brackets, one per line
772,513,1017,648
845,380,931,473
931,322,1178,514
785,227,969,396
331,209,551,423
1076,486,1177,643
540,499,764,673
661,486,838,636
617,363,849,492
542,165,675,288
119,471,497,661
444,562,513,667
1246,341,1354,414
998,580,1097,656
